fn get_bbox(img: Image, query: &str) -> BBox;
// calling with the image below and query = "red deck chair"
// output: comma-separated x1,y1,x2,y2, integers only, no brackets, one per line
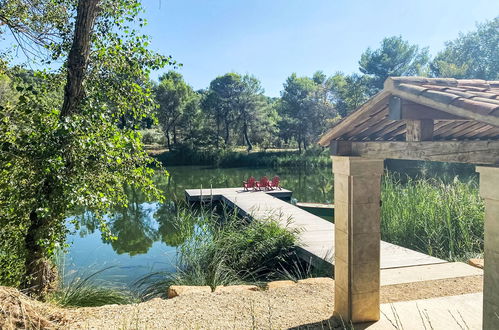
256,176,269,191
243,176,256,191
268,176,281,190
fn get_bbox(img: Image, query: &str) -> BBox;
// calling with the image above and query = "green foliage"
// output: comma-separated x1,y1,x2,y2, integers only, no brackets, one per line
0,224,26,287
279,72,337,151
201,73,278,150
381,173,484,261
431,17,499,80
328,73,372,117
0,1,173,288
155,71,196,148
359,36,430,91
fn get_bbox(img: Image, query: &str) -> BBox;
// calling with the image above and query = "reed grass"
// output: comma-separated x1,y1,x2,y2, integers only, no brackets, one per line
381,173,484,261
49,266,136,307
135,204,300,299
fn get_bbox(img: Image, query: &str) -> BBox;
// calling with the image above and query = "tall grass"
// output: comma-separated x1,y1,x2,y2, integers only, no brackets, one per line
381,173,484,261
49,266,136,307
135,204,300,299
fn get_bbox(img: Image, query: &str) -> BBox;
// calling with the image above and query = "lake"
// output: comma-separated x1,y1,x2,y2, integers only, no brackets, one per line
64,165,333,284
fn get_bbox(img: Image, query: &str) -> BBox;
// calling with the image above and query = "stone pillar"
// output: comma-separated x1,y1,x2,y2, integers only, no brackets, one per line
477,166,499,330
332,156,384,323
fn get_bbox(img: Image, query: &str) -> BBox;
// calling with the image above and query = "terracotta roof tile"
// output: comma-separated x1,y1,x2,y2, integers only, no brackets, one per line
318,77,499,145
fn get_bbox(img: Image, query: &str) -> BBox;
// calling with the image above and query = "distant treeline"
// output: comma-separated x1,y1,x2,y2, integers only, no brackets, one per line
151,18,498,152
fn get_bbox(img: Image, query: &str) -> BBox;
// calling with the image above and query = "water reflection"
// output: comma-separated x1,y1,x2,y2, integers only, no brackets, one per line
155,202,195,247
66,166,333,281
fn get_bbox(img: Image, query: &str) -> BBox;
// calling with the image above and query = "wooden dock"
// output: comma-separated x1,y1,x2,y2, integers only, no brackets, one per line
185,187,446,269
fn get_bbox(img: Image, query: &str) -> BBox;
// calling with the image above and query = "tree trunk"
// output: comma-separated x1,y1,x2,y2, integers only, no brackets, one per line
22,209,57,297
167,132,171,149
243,124,252,152
297,132,302,153
215,118,220,149
22,0,100,297
173,126,177,145
60,0,100,118
224,120,230,146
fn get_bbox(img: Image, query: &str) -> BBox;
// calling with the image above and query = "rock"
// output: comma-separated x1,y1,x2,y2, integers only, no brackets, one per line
297,277,334,285
214,285,260,293
468,258,484,269
266,280,296,290
167,285,211,298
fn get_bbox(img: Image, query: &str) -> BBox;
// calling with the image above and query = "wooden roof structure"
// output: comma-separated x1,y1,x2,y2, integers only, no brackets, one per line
318,77,499,165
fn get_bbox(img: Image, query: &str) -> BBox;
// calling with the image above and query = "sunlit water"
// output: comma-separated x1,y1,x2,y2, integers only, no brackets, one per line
64,166,333,284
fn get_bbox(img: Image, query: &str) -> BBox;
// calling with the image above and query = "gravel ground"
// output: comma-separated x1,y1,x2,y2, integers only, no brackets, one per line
0,275,484,329
68,282,335,330
66,276,483,330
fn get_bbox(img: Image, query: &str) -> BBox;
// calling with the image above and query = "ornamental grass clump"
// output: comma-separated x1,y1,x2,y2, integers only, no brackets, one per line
381,173,484,261
135,205,299,299
49,266,136,307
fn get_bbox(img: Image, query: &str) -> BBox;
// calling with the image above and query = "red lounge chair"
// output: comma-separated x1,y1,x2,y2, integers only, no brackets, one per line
256,176,269,191
268,176,281,190
243,176,256,191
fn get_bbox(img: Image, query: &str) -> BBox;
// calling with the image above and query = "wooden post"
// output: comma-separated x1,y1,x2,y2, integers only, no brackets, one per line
406,120,433,141
332,156,384,323
477,166,499,330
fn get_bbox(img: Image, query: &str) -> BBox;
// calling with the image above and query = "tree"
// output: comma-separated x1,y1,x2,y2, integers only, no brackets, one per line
203,73,242,147
0,0,172,295
279,72,336,151
431,18,499,80
328,73,372,117
155,71,192,148
202,73,270,150
175,91,204,148
359,36,429,91
235,75,267,151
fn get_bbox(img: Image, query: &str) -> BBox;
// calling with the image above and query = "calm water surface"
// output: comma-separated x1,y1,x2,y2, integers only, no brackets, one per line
65,166,332,283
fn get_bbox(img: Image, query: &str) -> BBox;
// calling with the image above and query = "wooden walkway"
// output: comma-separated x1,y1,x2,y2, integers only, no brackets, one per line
185,188,446,270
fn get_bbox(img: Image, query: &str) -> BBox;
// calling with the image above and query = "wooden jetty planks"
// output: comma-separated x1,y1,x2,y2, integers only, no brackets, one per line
185,188,446,269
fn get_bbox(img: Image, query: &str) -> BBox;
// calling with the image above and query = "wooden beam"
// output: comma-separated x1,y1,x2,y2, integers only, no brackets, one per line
406,119,434,141
389,96,467,121
330,140,352,156
330,140,499,165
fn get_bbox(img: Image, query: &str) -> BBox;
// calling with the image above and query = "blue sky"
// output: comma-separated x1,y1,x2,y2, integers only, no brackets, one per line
142,0,498,96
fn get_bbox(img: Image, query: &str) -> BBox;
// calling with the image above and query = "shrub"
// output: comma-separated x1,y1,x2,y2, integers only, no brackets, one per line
141,131,157,144
153,144,331,168
135,205,299,299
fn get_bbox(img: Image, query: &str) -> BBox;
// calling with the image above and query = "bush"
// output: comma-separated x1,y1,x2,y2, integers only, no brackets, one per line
135,205,299,299
140,128,165,145
141,131,156,144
